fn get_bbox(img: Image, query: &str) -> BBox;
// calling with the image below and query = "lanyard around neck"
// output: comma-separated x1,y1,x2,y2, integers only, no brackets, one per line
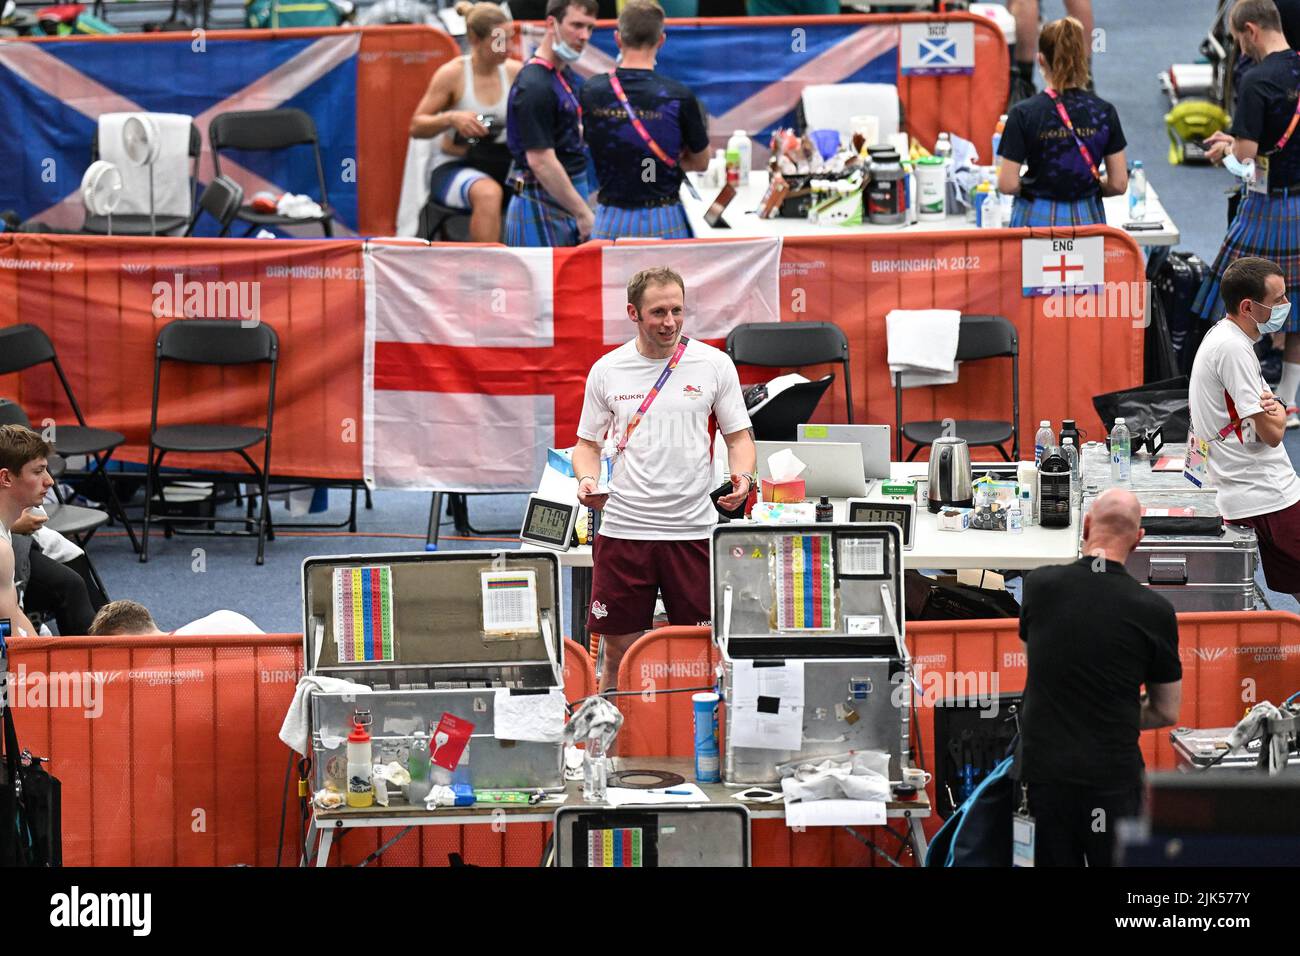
1044,88,1102,182
529,55,583,138
617,336,690,454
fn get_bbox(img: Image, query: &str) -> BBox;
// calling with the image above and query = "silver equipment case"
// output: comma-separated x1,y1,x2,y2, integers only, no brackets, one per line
553,805,751,867
712,522,909,786
1080,489,1257,611
302,550,566,796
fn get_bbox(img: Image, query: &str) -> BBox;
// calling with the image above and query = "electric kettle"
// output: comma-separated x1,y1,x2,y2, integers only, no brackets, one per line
927,436,973,513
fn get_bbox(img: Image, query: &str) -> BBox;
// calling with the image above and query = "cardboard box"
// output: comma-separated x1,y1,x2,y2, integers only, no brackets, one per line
761,477,806,503
881,481,918,501
937,507,972,531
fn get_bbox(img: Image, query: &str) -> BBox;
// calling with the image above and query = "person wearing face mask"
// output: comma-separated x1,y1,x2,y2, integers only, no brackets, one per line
995,16,1128,227
1197,0,1300,430
504,0,599,246
571,268,755,692
1190,257,1300,604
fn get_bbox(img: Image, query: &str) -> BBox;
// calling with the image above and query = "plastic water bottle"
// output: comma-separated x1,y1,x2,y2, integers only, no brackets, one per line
346,721,374,809
1034,420,1054,466
583,736,608,803
1128,161,1147,221
1110,418,1131,483
405,731,433,806
727,130,752,187
992,113,1007,162
1061,437,1080,504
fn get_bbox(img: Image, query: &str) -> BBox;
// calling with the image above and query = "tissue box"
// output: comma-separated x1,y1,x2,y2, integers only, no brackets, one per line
937,507,972,531
761,477,806,503
547,447,575,477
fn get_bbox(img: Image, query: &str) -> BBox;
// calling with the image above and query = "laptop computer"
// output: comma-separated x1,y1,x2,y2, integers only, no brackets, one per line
797,424,891,479
755,440,868,498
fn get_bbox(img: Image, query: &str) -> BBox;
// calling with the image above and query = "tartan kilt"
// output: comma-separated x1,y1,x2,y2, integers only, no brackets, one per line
591,201,693,240
1008,194,1106,228
1193,188,1300,332
505,171,591,247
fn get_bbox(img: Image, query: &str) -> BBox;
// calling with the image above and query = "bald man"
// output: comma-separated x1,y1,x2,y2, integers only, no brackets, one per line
1017,489,1182,867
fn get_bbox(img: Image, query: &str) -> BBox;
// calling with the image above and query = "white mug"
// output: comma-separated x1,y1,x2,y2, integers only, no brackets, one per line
902,767,932,789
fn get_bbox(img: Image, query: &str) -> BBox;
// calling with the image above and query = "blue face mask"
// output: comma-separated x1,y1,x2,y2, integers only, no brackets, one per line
1252,298,1291,335
553,36,582,63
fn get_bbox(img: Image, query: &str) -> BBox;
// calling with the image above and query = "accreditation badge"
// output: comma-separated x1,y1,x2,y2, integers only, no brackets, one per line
1183,426,1211,488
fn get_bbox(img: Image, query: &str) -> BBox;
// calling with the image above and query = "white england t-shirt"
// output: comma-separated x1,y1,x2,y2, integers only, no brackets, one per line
576,338,751,540
1189,319,1300,520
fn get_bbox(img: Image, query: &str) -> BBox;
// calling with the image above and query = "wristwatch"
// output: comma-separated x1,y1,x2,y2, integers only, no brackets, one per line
737,472,757,490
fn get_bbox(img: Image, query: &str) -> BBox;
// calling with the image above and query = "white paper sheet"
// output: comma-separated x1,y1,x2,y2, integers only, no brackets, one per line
729,661,805,751
605,783,710,807
493,689,566,743
784,799,887,828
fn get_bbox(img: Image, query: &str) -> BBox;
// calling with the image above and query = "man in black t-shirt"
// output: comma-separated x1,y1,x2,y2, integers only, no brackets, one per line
504,0,599,246
1019,489,1182,867
580,0,711,239
1199,0,1300,428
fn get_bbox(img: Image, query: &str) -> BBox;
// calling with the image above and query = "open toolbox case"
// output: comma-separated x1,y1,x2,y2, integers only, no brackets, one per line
302,550,566,795
712,522,910,786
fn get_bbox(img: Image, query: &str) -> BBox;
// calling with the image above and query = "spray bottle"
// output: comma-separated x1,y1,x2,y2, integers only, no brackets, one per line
346,719,374,809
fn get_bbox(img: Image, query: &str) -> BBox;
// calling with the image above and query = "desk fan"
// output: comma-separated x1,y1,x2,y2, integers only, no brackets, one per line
80,160,123,235
122,114,162,235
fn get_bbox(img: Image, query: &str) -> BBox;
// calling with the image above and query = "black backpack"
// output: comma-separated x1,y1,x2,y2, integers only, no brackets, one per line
0,699,62,867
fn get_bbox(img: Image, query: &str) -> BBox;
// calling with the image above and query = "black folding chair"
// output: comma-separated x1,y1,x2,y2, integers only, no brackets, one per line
209,108,335,237
0,326,139,553
142,319,279,565
894,314,1020,462
84,123,202,237
185,175,245,237
725,321,855,424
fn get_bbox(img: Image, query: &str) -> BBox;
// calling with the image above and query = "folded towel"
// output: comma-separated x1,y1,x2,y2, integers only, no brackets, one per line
278,675,372,756
886,308,961,388
277,192,324,219
97,112,193,219
395,136,439,237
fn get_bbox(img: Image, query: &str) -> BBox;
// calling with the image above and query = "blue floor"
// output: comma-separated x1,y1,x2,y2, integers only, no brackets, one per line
67,0,1299,632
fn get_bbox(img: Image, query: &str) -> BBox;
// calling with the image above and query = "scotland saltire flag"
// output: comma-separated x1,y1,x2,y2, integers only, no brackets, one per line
0,34,359,234
583,22,899,152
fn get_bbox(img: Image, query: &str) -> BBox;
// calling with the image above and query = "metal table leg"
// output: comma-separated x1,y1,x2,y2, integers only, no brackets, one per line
907,812,929,862
315,825,335,867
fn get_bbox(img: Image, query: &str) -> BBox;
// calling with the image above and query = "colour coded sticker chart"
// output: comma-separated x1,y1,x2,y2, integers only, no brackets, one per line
774,534,835,631
332,566,395,662
588,827,643,867
480,569,540,636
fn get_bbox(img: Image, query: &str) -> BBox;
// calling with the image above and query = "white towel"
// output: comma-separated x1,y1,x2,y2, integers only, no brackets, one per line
96,112,193,219
278,675,372,756
886,308,961,389
395,136,440,237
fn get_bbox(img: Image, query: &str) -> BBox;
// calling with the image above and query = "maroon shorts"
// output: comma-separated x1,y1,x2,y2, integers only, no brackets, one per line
587,536,711,635
1231,498,1300,595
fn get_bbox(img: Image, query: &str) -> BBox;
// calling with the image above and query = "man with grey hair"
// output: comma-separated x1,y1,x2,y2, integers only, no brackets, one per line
573,266,755,690
1017,488,1182,866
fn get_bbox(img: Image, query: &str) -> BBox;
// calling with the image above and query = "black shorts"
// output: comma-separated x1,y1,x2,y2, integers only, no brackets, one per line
586,536,711,635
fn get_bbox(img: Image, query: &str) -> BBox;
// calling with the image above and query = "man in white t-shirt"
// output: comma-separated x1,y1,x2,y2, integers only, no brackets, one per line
1189,256,1300,600
573,267,756,690
0,425,55,637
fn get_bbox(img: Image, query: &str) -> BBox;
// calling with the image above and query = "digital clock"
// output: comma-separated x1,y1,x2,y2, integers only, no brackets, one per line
519,494,579,551
846,498,915,549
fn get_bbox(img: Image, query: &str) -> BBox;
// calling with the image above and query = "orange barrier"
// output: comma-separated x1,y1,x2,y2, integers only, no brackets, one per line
906,611,1300,843
5,633,304,867
775,226,1147,450
637,12,1008,157
0,234,366,480
17,26,461,237
0,226,1145,481
563,637,597,704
